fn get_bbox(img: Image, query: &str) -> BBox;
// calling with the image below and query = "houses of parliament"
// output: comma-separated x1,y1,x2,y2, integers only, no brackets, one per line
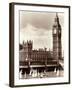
19,13,63,74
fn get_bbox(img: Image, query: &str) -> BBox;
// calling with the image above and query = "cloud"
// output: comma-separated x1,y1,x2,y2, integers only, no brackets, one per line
20,11,64,30
20,24,53,50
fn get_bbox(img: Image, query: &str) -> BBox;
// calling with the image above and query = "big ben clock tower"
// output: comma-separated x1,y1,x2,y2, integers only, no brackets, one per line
52,13,62,62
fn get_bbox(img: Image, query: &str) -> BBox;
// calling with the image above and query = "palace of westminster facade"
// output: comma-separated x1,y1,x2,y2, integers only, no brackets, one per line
19,13,62,72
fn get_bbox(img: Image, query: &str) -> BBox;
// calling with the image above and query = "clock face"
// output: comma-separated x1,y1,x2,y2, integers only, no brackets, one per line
53,29,56,34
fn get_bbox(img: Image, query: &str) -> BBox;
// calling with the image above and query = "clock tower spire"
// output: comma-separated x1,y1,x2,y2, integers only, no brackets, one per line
52,13,62,62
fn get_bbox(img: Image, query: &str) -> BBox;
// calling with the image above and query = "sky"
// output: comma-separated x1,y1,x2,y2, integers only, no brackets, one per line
20,11,64,51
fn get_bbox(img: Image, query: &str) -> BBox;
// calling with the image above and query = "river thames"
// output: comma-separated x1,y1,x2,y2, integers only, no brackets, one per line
19,69,64,79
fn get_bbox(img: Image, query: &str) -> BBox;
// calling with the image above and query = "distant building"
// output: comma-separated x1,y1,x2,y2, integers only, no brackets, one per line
19,40,53,66
52,13,62,61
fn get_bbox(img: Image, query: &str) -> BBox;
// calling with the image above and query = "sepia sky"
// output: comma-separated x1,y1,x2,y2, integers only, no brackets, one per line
20,11,64,51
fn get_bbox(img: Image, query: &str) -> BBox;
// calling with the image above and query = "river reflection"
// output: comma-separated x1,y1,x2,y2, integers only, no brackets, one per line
19,68,64,79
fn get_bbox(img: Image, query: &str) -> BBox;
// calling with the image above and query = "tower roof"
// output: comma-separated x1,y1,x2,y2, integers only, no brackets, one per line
53,13,61,28
54,13,59,24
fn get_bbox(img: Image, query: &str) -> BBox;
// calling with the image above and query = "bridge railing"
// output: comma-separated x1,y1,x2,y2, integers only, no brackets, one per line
19,60,58,66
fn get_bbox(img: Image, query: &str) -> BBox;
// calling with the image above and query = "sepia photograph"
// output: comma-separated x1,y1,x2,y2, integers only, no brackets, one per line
19,11,64,79
9,3,70,87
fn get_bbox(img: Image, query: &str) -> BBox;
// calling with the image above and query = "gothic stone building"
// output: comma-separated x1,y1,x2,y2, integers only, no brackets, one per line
19,13,62,72
19,40,53,66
